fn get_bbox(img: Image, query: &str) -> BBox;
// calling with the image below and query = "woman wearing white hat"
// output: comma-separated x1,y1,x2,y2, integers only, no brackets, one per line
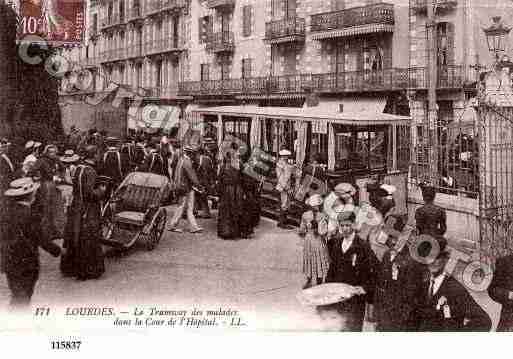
1,180,62,307
299,194,330,289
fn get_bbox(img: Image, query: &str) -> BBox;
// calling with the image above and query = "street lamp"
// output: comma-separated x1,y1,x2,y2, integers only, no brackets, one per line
483,16,511,62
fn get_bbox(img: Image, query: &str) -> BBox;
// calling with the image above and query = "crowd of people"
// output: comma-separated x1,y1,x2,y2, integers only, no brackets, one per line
298,180,496,332
2,126,513,332
0,127,266,308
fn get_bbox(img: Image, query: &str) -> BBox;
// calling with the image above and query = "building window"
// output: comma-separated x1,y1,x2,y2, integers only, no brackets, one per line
332,0,345,11
119,0,125,21
242,58,252,79
92,13,97,32
220,61,230,80
136,63,142,88
285,0,296,19
437,22,455,67
242,5,252,37
199,15,213,44
200,63,210,81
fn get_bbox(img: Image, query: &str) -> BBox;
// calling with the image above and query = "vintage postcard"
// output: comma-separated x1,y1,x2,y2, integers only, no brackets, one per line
1,0,513,355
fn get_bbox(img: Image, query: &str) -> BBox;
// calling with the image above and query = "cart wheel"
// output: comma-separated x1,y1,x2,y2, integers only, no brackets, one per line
146,211,165,251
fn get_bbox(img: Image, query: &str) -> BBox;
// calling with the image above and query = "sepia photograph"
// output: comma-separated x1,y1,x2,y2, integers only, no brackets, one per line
1,0,513,354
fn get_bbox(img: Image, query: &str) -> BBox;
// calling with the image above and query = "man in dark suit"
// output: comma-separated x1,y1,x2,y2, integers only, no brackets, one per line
196,145,215,218
416,242,492,331
415,184,447,237
374,238,429,331
0,138,16,197
488,254,513,331
326,210,378,331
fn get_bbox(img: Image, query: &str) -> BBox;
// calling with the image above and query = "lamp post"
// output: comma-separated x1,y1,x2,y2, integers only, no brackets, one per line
483,16,511,63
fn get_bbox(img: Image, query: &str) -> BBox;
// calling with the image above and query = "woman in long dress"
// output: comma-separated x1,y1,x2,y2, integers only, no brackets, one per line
61,146,106,280
217,150,245,240
299,194,331,289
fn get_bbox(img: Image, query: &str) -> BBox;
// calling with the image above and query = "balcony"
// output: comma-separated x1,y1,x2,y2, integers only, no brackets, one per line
177,66,471,97
411,0,457,14
145,0,189,16
145,37,186,56
100,48,127,63
205,32,234,53
265,17,305,44
206,0,235,11
310,3,395,40
100,14,126,30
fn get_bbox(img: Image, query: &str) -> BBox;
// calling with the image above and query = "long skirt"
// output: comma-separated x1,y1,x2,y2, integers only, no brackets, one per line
61,206,105,280
303,233,330,280
4,241,39,306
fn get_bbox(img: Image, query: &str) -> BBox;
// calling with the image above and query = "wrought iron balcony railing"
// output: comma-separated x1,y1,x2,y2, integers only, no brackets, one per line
145,37,185,55
206,0,235,10
265,17,305,43
205,31,234,53
144,86,180,98
100,14,123,29
310,3,394,33
145,0,188,15
100,48,127,62
411,0,457,14
178,66,471,97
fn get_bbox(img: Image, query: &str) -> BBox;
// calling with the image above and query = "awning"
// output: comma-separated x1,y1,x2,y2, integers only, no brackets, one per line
311,24,395,41
265,35,305,44
192,104,410,125
305,97,387,114
127,105,180,130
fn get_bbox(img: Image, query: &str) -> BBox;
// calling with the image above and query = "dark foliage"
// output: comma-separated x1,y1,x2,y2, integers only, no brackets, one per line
0,3,64,148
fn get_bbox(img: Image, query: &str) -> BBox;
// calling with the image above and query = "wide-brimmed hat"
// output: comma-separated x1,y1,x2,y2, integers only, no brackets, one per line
10,177,37,189
305,194,323,207
25,140,35,149
279,149,292,157
334,183,356,196
183,144,200,153
60,149,80,163
380,184,397,196
4,180,39,197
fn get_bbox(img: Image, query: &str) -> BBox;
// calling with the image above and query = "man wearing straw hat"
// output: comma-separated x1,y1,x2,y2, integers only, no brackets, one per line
276,149,296,229
1,178,62,307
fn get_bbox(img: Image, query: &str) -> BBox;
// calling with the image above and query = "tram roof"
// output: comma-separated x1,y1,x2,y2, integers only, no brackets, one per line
192,105,411,125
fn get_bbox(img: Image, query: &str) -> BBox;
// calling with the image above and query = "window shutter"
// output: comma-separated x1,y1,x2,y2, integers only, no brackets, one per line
446,22,455,65
198,17,204,43
243,5,252,37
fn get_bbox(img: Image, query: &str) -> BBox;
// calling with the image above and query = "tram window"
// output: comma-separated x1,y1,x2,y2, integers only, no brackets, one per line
369,130,386,170
333,125,387,171
335,131,352,170
310,133,328,166
261,118,297,157
223,119,250,148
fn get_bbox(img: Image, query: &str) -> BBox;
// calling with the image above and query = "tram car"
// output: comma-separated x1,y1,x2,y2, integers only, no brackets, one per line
192,104,411,225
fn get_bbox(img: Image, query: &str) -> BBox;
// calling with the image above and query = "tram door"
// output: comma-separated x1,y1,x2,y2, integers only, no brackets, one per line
261,118,298,158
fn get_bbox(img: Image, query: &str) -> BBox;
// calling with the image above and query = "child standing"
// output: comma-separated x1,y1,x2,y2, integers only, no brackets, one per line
299,194,331,289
